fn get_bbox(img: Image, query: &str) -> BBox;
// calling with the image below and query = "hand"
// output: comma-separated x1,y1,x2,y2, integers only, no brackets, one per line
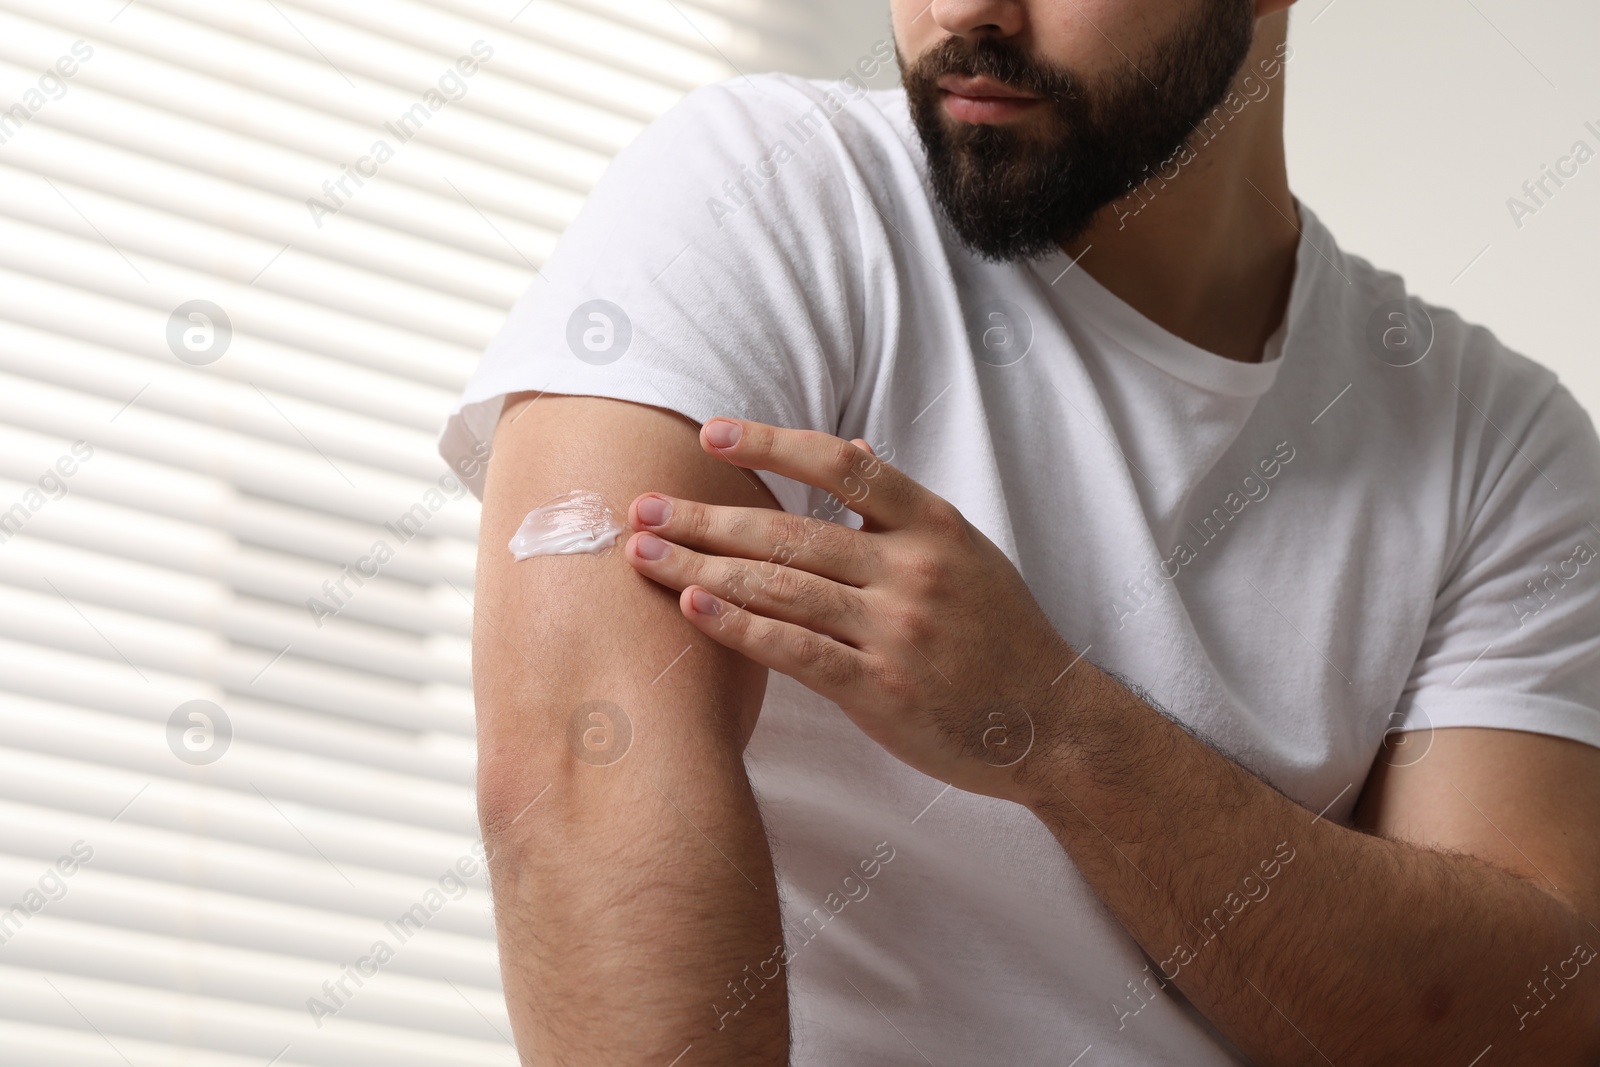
622,417,1083,803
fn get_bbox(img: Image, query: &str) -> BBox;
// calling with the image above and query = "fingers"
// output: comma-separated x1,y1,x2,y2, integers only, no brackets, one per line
700,419,926,531
627,531,870,647
679,584,867,702
628,493,878,587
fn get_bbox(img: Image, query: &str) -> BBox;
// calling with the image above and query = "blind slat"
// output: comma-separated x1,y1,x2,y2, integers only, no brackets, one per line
0,0,795,1058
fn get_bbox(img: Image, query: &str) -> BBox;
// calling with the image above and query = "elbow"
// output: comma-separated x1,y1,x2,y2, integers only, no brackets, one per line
472,690,567,858
473,690,637,857
476,754,547,863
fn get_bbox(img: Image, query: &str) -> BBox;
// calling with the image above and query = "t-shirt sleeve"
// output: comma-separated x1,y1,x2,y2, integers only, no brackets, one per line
437,75,867,517
1394,378,1600,751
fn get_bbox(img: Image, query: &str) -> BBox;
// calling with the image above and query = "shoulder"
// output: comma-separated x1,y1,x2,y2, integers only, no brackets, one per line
617,73,922,232
659,68,911,152
632,72,906,171
1411,293,1590,465
1296,206,1598,558
1310,213,1581,448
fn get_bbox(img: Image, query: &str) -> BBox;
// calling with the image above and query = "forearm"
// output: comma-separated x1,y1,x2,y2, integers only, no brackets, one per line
480,715,787,1064
1023,668,1600,1065
560,412,1600,1062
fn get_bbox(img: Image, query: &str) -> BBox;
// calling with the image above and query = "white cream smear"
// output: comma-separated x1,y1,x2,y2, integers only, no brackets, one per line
509,489,625,560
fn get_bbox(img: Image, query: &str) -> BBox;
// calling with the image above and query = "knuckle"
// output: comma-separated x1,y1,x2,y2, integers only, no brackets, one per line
775,569,839,623
760,514,804,563
825,439,863,480
679,499,712,541
856,531,888,573
770,512,809,551
898,546,947,590
834,531,872,578
720,560,763,605
712,601,748,635
762,565,802,606
746,422,775,456
867,659,919,702
807,636,859,689
921,498,967,538
768,540,800,570
775,514,832,565
725,509,756,542
883,602,935,646
796,515,835,557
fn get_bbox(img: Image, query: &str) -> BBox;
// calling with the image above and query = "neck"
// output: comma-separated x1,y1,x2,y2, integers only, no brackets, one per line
1061,13,1300,365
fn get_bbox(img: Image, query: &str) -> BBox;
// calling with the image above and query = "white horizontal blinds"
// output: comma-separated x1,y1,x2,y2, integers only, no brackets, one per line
0,0,797,1063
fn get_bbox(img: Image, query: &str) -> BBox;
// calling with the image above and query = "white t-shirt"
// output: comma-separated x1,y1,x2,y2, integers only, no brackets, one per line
440,74,1600,1064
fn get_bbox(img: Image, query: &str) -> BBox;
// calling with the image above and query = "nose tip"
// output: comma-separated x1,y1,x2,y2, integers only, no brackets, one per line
928,0,1027,41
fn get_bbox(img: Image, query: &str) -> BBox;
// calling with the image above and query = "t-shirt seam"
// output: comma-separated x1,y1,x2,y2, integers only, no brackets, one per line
1435,376,1567,603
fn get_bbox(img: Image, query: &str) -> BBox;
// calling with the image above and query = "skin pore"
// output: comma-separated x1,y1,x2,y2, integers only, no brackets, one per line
894,0,1302,363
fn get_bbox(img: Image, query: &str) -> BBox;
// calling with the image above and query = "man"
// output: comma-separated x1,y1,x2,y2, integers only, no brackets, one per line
439,0,1600,1062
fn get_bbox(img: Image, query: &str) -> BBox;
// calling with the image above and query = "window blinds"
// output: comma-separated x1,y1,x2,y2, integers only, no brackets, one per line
0,1,833,1062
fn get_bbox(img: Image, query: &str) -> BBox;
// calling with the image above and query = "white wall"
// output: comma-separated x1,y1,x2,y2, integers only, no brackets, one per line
804,0,1600,418
1287,0,1600,418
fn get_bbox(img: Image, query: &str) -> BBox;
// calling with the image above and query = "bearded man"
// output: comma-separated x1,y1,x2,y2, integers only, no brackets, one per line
441,1,1600,1063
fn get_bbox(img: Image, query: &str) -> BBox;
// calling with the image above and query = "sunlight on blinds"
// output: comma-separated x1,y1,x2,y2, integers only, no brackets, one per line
0,0,822,1062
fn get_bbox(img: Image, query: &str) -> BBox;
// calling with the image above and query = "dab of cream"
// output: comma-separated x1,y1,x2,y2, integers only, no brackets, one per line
509,490,626,560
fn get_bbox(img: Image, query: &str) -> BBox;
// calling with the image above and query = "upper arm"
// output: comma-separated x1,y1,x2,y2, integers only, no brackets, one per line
1352,381,1600,917
473,392,781,828
1355,727,1600,916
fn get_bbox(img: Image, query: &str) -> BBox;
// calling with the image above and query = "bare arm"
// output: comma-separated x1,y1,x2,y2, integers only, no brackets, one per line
585,417,1600,1063
473,394,788,1064
1023,686,1600,1065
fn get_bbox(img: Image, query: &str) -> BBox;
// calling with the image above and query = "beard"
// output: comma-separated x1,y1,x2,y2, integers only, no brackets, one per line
901,3,1258,262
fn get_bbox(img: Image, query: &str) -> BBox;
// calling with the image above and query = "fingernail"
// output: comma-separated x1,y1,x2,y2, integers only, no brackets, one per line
636,495,672,527
635,532,671,560
705,420,742,449
689,588,722,616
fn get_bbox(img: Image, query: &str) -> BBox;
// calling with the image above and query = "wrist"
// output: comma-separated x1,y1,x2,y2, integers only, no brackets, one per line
1009,660,1142,814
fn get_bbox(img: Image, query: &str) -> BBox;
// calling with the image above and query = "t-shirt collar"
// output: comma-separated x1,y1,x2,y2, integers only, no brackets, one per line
1026,199,1327,398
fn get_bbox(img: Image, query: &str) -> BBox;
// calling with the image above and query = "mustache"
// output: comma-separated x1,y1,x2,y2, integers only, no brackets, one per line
904,35,1082,104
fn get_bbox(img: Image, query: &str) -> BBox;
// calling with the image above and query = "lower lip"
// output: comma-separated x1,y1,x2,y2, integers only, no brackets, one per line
941,91,1044,124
